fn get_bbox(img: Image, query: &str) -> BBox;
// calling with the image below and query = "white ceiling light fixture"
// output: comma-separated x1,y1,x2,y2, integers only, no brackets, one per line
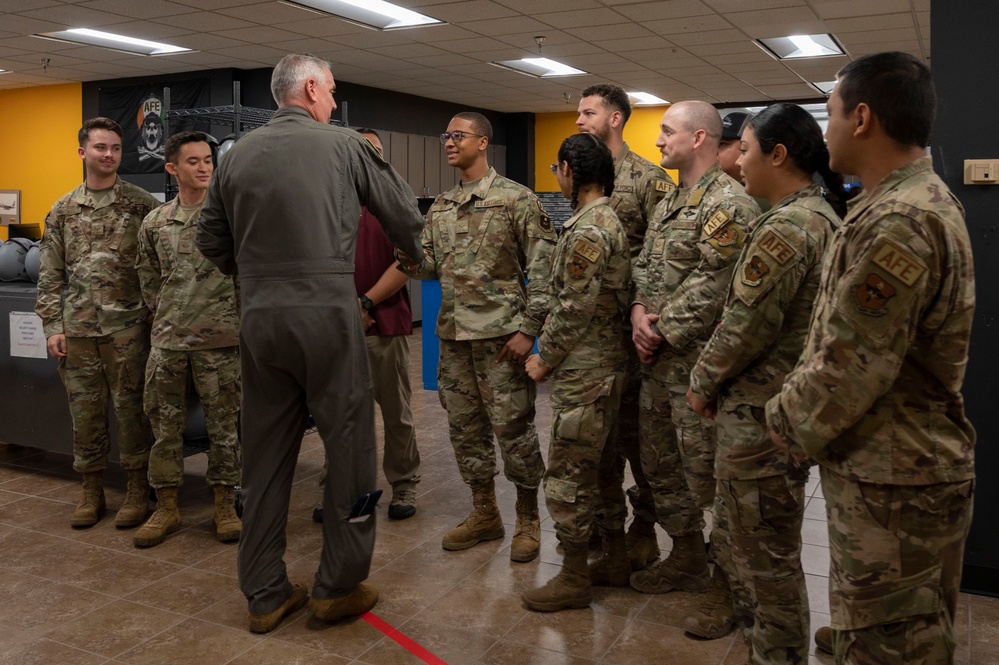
34,28,191,56
756,34,844,60
492,57,586,78
280,0,443,30
811,80,837,94
628,92,669,105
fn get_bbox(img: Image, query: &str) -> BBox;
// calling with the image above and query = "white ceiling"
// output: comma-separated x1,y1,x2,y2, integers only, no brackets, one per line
0,0,930,113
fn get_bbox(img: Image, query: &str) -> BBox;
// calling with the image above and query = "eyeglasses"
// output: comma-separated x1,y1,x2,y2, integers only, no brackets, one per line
549,163,559,174
439,130,484,145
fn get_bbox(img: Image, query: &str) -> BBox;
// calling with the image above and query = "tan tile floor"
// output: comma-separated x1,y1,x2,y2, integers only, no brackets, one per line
0,331,995,664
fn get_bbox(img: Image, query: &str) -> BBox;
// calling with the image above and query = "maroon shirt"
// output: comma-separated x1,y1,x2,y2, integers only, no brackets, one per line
355,206,413,337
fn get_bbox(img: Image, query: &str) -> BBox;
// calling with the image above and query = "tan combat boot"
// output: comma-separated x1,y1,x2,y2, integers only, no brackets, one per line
522,544,592,612
115,467,150,528
589,527,631,586
629,531,710,594
511,487,541,562
134,486,182,548
626,517,660,571
441,479,505,551
71,471,106,528
213,485,242,543
683,565,735,638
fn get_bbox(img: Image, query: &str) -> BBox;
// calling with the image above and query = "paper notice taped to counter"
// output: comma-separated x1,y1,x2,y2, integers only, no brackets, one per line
10,311,47,359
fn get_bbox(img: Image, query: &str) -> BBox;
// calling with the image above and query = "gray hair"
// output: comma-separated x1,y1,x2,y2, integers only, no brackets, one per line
271,53,331,105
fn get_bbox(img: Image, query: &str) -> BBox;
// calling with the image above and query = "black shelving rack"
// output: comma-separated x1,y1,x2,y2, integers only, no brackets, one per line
162,80,349,200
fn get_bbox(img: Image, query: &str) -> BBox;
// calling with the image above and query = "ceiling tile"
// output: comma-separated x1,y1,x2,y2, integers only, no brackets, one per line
825,12,914,32
813,0,912,19
78,0,190,19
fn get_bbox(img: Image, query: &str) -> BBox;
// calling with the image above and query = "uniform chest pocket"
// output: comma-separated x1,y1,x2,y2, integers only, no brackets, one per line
463,200,504,255
662,215,701,260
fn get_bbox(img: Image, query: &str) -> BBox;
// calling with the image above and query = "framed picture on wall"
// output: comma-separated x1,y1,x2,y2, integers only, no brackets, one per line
0,190,20,225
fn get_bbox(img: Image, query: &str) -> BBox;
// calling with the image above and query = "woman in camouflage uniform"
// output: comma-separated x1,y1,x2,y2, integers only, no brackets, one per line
685,103,850,663
522,133,632,612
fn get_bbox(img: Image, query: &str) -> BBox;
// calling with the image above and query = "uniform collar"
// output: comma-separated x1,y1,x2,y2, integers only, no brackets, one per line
563,196,611,230
71,176,123,207
447,166,497,204
845,156,933,223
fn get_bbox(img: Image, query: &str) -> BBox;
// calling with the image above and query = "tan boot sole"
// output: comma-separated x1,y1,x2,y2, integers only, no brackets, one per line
441,525,505,551
134,520,182,548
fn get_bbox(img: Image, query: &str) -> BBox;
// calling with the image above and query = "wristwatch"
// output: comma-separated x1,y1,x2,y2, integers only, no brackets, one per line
359,295,375,311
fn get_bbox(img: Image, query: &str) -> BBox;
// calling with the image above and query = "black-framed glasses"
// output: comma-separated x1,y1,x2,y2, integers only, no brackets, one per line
550,163,559,174
439,130,484,145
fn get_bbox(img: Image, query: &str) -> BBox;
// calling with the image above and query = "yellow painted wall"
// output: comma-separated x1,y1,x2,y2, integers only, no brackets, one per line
0,83,83,240
534,105,678,192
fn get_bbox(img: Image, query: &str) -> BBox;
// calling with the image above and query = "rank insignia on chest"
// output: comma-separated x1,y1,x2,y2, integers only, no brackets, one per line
652,237,666,254
569,255,589,279
178,238,194,254
742,255,769,286
854,272,895,315
455,219,469,234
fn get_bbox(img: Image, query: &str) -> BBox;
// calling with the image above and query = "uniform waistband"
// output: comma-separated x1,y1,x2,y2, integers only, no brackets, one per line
239,258,354,279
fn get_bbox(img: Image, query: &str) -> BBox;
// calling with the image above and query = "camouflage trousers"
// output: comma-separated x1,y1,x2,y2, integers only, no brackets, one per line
638,375,716,536
544,365,625,547
595,349,657,531
822,470,974,665
144,346,241,488
712,402,810,665
58,324,152,472
437,336,544,489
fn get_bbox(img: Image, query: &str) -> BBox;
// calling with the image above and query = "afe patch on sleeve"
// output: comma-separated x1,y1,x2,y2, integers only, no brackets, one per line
702,209,732,239
655,179,674,193
574,238,602,263
741,255,770,287
871,240,926,287
853,272,896,315
757,228,796,266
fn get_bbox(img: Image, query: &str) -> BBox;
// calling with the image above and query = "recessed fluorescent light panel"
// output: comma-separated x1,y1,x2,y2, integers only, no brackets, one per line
34,28,191,56
812,80,837,94
280,0,442,30
628,92,669,105
492,57,586,78
756,34,844,60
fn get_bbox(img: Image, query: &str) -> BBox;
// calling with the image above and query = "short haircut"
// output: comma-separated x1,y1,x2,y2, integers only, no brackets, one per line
356,127,381,142
164,131,210,164
271,53,331,105
836,51,935,147
453,112,492,143
78,117,123,147
671,101,723,146
581,84,632,124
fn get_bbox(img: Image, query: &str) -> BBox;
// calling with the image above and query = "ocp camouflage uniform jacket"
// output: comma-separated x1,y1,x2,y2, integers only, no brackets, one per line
610,143,675,261
633,163,760,383
538,197,631,371
405,167,556,341
766,157,976,485
36,178,158,338
136,198,239,351
690,185,840,407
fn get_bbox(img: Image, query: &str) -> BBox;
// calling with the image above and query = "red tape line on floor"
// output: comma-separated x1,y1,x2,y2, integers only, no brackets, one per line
362,611,449,665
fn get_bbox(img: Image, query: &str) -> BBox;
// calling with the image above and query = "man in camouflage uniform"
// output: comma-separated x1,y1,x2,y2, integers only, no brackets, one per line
36,117,157,529
767,52,976,665
685,138,841,660
134,132,242,549
630,101,760,594
400,112,556,563
576,84,675,580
